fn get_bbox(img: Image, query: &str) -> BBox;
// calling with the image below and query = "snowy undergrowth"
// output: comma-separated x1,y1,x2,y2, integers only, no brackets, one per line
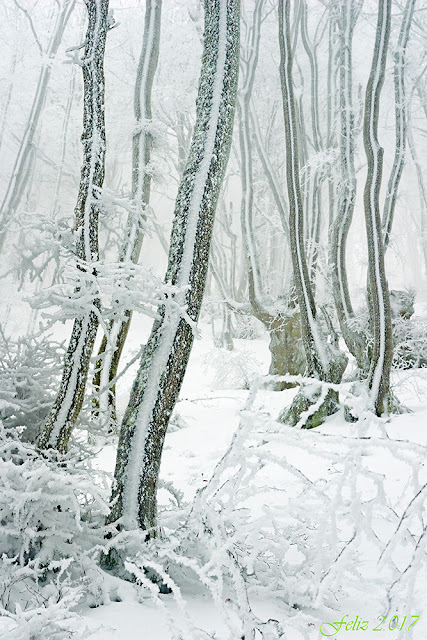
0,424,110,639
97,373,427,640
1,330,426,639
202,345,262,389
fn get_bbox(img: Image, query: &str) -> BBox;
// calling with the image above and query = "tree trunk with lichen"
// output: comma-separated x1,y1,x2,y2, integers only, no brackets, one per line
37,0,109,453
102,0,240,570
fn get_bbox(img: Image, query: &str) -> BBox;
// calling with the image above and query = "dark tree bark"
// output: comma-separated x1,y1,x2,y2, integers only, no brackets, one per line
103,0,240,550
37,0,109,452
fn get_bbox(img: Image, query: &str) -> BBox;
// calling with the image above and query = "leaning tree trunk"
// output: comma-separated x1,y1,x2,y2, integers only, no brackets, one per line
93,0,162,429
362,0,393,415
0,0,76,253
103,0,240,549
37,0,109,453
278,0,347,427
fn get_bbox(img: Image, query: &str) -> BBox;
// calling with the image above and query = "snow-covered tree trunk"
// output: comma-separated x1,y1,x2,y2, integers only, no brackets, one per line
407,122,427,277
0,0,76,253
278,0,347,427
326,7,340,237
300,0,325,290
382,0,416,250
104,0,240,543
330,0,368,372
37,0,109,453
93,0,162,428
362,0,393,415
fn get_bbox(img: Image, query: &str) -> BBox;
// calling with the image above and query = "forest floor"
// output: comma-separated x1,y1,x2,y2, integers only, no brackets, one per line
78,314,427,640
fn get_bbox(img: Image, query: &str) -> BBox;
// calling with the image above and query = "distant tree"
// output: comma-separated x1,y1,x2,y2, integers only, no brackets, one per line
37,0,109,452
103,0,240,554
330,0,416,414
0,0,76,253
239,0,305,390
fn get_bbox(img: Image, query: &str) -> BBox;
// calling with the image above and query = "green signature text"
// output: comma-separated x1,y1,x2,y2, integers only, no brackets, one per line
320,614,420,636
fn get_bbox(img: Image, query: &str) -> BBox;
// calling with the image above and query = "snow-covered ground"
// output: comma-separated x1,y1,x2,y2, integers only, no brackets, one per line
76,320,427,640
0,308,425,640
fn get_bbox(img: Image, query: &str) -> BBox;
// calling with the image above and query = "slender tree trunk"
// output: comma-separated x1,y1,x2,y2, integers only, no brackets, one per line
330,0,368,372
0,0,76,252
103,0,240,547
92,0,162,428
0,50,17,157
37,0,109,452
278,0,347,426
249,101,289,240
382,0,416,250
326,7,340,238
52,61,79,216
407,123,427,276
300,0,325,290
362,0,393,415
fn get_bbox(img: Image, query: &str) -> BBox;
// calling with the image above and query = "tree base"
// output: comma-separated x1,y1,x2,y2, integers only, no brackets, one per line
279,385,339,429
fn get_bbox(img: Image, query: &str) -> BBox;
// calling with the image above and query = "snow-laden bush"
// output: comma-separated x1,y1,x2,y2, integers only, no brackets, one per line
0,424,109,639
202,346,262,390
0,330,65,441
392,315,427,370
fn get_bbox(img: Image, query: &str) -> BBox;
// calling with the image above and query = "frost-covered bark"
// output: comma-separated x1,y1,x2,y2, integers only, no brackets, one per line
37,0,109,452
299,0,325,288
93,0,162,428
382,0,416,250
278,0,347,426
330,0,368,371
104,0,240,541
0,0,76,252
362,0,393,415
326,9,340,236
